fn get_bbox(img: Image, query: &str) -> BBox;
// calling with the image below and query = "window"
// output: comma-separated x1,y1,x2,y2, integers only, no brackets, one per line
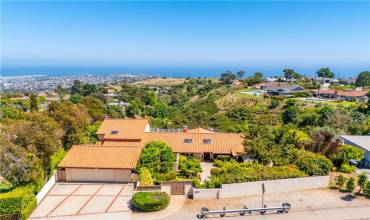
184,139,192,144
110,130,119,135
203,139,211,144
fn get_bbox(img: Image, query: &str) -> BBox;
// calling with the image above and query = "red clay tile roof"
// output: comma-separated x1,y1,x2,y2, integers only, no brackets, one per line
58,144,143,169
96,119,149,140
317,89,368,97
337,90,368,97
143,132,244,156
317,89,336,94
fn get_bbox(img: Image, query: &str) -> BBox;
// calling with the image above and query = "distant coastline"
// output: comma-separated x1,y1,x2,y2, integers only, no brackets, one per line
1,65,368,79
0,74,46,79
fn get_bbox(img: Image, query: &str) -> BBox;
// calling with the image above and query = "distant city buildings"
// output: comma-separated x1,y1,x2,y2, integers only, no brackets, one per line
0,74,148,92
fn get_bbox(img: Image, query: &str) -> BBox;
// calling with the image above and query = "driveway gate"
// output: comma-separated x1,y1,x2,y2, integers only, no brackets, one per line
162,181,192,195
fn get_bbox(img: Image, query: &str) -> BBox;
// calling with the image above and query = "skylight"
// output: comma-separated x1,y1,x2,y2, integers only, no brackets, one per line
203,139,211,144
184,139,192,144
111,130,119,135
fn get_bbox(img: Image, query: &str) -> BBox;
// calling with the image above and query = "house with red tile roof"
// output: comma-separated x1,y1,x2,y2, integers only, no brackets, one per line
57,119,244,182
316,89,368,101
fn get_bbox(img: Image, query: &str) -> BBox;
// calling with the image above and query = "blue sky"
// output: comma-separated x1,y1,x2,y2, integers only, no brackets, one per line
1,1,370,76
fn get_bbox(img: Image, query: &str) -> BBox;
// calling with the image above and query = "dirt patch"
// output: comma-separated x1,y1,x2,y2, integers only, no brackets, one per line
131,78,186,86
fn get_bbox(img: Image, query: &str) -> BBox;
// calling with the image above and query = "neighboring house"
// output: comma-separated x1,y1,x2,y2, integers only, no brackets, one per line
57,119,244,182
232,80,243,87
254,82,289,90
340,135,370,168
266,85,305,96
316,89,368,101
311,77,339,84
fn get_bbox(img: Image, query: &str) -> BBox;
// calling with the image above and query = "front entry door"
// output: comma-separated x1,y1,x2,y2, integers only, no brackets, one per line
203,152,211,161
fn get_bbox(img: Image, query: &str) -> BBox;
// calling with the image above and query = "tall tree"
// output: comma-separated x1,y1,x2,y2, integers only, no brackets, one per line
0,137,45,191
236,70,245,79
283,69,295,80
355,71,370,87
48,101,89,148
317,67,335,78
29,93,39,112
245,72,263,85
3,113,63,171
81,96,105,121
55,85,65,101
71,80,83,95
220,71,237,85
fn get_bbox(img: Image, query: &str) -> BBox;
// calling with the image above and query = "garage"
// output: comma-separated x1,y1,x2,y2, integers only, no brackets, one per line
65,168,132,182
57,144,142,183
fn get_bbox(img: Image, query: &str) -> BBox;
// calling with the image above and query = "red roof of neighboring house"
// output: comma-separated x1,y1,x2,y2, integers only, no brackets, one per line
337,90,368,97
317,89,336,95
318,89,368,97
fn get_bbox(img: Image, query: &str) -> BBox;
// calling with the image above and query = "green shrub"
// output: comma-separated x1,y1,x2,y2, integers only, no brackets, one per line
336,174,347,189
210,167,222,176
357,172,368,193
206,161,306,187
0,182,12,193
139,168,153,186
213,159,224,168
293,92,311,97
330,145,364,168
178,156,202,178
192,179,205,189
156,171,176,181
364,181,370,196
294,151,333,176
132,192,170,212
48,148,66,175
216,155,231,161
0,187,36,220
346,177,356,192
338,163,357,173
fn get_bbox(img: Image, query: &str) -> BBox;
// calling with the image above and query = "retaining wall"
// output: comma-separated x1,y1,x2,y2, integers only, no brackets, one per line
193,176,329,200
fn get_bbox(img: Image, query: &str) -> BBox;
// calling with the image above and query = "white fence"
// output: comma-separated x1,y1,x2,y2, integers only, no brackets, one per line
192,176,329,200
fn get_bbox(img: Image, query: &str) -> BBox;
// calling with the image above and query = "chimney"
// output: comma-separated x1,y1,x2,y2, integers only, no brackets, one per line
182,126,188,133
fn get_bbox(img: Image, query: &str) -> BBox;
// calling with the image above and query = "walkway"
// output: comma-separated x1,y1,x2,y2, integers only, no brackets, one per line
200,162,215,182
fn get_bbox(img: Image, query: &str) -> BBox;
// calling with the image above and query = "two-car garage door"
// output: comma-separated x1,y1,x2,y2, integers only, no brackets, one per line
64,168,132,182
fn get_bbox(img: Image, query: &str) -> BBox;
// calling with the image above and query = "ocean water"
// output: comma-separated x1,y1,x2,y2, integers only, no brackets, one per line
1,65,368,79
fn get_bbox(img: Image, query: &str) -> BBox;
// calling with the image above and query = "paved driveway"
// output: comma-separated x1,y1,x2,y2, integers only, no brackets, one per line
30,183,134,220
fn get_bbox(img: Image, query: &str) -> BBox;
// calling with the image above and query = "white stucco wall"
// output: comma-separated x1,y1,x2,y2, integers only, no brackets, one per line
192,176,329,200
192,188,219,200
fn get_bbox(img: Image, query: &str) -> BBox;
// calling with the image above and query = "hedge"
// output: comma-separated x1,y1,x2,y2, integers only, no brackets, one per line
132,192,170,212
205,161,306,188
0,186,36,220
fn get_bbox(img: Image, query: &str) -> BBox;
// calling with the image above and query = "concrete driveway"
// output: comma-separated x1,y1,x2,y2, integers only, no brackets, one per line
30,183,134,220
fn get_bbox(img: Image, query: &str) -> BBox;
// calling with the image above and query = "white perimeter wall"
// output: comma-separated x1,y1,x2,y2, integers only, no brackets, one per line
36,173,56,204
193,176,329,200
